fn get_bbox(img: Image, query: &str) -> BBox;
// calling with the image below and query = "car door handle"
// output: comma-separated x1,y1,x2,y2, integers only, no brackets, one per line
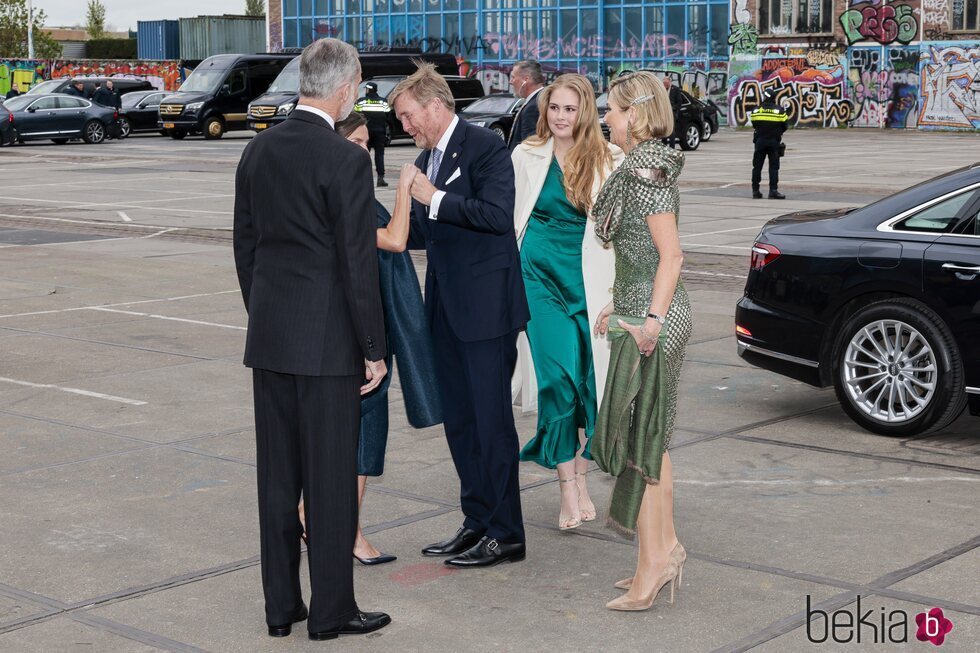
942,263,980,275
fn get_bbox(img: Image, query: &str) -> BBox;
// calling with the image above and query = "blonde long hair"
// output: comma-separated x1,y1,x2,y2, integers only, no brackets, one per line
526,74,612,214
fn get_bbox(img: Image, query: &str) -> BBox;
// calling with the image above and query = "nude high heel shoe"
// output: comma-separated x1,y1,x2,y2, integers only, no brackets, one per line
557,478,582,531
615,542,686,590
606,562,678,611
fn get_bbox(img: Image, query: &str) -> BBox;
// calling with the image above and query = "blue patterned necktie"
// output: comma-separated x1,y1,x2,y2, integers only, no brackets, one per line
428,148,443,183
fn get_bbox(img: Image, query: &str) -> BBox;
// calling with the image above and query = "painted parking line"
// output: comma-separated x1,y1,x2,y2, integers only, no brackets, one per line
680,225,765,238
86,307,246,331
0,290,239,320
0,376,147,405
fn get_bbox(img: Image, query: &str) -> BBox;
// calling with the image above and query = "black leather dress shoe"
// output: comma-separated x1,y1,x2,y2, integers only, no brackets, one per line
267,604,308,637
752,190,763,199
421,527,484,556
769,190,786,199
445,537,525,568
309,611,391,640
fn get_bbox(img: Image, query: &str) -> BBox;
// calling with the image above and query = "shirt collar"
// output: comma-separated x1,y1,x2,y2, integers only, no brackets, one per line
434,114,459,154
294,104,335,129
525,87,543,103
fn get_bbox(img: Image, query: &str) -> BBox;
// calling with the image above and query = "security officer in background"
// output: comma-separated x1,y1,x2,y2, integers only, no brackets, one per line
354,82,390,187
750,90,788,199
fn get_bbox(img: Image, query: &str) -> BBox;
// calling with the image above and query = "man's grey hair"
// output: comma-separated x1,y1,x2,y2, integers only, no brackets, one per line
299,38,361,100
513,60,545,85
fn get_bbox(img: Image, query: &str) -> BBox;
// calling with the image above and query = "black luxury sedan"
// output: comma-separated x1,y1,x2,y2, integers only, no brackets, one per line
26,76,155,99
459,94,525,141
597,88,708,150
736,164,980,436
118,90,168,137
2,94,117,144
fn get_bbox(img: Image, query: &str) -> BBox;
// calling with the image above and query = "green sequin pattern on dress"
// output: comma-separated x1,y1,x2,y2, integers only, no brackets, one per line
590,140,693,536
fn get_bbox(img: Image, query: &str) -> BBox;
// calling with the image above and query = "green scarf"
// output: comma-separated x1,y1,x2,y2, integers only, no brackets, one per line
593,139,669,243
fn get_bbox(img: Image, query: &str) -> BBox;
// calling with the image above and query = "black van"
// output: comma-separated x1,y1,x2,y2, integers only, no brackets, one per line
246,51,458,132
158,54,297,140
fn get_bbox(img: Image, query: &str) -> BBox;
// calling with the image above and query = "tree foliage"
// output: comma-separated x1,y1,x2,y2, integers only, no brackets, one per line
245,0,266,17
0,0,62,59
86,0,106,40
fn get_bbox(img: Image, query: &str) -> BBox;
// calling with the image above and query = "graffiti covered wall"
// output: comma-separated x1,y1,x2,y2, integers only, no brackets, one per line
728,47,854,127
848,45,920,127
727,0,979,131
50,60,183,91
0,60,47,95
918,42,980,129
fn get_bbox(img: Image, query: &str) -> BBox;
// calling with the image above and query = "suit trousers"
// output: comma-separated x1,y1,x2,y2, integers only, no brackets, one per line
752,141,781,191
368,127,386,178
430,284,526,543
253,369,361,632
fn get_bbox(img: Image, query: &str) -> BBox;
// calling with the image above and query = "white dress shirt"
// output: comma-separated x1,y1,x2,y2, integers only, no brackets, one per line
428,115,459,220
294,104,336,129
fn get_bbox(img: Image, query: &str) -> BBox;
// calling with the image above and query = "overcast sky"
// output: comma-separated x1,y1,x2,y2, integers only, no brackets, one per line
38,0,250,32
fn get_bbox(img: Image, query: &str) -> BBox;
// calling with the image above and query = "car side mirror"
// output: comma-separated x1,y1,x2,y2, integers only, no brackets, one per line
27,106,36,113
220,85,231,97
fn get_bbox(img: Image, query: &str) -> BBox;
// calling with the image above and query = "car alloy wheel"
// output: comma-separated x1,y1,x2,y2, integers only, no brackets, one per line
842,319,937,424
679,124,700,150
491,125,507,141
833,299,966,436
119,117,131,138
83,120,105,144
701,122,712,141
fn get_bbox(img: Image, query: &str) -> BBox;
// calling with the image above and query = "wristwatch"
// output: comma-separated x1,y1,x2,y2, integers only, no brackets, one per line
647,312,666,325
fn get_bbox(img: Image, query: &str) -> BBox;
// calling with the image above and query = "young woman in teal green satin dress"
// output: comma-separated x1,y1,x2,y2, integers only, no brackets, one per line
511,74,622,531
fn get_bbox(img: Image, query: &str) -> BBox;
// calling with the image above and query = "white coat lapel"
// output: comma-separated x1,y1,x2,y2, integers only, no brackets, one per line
514,138,554,245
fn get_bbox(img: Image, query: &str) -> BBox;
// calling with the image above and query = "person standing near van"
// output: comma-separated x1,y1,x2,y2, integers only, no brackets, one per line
354,82,390,187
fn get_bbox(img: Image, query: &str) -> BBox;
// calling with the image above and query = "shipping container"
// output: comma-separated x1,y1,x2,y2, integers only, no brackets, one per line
60,42,87,59
137,20,180,61
178,16,265,61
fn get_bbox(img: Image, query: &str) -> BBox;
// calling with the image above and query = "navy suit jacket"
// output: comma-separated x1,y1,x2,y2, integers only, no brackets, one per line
508,92,541,151
409,119,529,342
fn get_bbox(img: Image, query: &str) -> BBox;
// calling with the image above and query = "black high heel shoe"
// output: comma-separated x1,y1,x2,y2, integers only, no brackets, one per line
353,552,397,566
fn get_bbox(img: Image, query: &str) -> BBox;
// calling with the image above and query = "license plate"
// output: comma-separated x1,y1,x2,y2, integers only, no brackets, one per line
254,123,268,130
163,123,175,129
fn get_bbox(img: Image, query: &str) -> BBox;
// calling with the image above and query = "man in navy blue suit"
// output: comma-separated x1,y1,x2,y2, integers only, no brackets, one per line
390,63,530,568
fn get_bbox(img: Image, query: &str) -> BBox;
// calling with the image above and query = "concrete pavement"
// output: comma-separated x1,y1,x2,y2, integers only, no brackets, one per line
0,128,977,652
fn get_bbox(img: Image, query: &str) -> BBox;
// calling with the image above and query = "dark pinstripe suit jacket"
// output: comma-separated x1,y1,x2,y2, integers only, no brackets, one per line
233,110,386,376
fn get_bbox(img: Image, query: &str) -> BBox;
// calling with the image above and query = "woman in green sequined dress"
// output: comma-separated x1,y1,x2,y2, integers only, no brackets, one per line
512,74,622,531
591,71,693,611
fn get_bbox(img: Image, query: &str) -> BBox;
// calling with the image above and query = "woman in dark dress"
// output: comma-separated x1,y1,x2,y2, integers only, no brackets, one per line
299,112,442,565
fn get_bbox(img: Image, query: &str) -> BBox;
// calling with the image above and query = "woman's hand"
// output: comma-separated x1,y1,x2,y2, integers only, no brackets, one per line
593,301,614,336
398,164,418,194
617,318,661,357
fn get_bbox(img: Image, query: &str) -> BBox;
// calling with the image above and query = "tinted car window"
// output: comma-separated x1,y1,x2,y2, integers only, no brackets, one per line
448,80,483,98
462,96,520,114
227,70,247,94
897,189,979,233
31,97,59,110
56,97,87,109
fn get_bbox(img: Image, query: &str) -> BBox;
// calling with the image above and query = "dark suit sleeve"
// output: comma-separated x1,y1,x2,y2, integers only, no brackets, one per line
434,136,515,236
520,101,540,142
232,145,255,311
329,148,387,362
406,151,428,250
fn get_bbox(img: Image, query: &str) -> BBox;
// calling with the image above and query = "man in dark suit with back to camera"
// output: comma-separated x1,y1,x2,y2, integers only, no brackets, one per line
507,59,545,150
233,38,391,642
390,63,530,568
